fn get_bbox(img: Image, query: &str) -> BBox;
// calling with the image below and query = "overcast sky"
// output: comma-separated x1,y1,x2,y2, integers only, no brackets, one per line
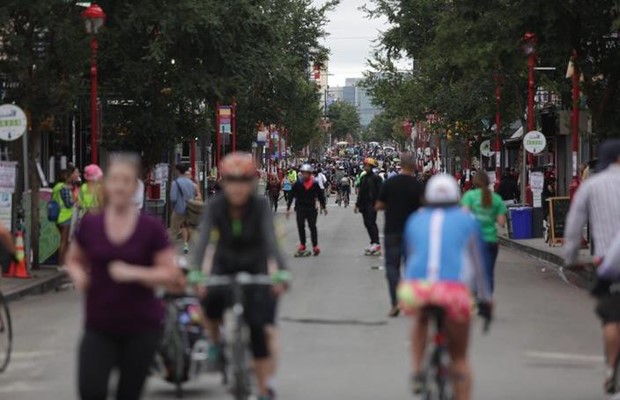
313,0,388,86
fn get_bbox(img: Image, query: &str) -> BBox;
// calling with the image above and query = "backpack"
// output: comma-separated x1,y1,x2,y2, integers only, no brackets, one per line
47,200,60,222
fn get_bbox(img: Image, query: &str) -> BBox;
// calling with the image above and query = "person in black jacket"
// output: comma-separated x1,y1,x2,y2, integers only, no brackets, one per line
497,168,520,204
355,157,383,255
286,164,327,255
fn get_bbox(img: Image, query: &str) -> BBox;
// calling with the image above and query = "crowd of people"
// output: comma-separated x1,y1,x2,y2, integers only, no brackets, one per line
16,138,619,400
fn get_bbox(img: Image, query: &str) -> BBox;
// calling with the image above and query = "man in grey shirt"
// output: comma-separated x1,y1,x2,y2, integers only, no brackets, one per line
564,139,620,393
170,164,196,253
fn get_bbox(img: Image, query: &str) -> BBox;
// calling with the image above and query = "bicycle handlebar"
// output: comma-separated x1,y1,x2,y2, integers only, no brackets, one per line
205,272,273,287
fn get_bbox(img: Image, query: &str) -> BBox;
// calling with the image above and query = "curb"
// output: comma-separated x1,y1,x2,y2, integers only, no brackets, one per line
498,237,596,290
4,270,67,302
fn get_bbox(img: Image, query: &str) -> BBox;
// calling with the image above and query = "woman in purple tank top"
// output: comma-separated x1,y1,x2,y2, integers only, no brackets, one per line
66,153,180,400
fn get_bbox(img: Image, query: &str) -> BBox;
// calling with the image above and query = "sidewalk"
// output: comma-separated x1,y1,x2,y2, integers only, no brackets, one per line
498,229,596,289
1,266,66,301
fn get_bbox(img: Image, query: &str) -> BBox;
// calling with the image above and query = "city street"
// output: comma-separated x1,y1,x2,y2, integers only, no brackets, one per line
0,198,606,400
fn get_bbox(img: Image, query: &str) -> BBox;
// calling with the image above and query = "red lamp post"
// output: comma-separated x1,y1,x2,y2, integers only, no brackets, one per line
569,50,580,199
522,32,537,205
494,73,502,190
82,3,106,165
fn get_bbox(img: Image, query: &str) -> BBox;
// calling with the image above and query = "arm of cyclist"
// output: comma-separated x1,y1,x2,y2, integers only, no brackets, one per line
598,231,620,279
563,184,590,267
108,247,180,289
260,201,290,294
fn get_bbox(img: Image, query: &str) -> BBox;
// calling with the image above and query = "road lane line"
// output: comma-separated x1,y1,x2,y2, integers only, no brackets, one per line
525,351,604,363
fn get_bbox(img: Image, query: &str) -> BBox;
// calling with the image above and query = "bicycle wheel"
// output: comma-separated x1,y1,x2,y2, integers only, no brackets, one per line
0,293,12,373
229,320,251,400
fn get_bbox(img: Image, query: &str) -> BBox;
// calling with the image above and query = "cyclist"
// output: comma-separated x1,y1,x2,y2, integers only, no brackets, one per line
193,152,288,400
355,158,382,255
564,139,620,394
339,173,351,207
286,163,327,256
399,175,492,400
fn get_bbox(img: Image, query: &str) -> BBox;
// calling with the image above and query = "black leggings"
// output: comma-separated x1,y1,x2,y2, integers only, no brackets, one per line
78,330,161,400
361,208,380,244
296,208,318,247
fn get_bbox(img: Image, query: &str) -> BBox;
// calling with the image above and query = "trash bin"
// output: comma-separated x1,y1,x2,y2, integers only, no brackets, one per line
510,207,533,240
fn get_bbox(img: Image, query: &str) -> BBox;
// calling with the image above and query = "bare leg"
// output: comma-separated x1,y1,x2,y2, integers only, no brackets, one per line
58,225,70,265
412,313,429,373
604,323,620,370
446,319,471,400
253,326,278,397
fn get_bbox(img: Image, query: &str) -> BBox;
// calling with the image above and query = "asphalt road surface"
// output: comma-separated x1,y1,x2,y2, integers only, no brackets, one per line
0,196,607,399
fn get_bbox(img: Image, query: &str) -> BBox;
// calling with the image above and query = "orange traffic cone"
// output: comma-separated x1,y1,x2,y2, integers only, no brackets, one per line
8,231,30,279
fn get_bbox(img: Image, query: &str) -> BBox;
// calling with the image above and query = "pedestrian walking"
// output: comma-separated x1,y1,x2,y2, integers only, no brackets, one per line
265,174,281,213
564,139,620,394
170,164,196,254
282,168,294,203
461,170,507,293
66,153,179,400
52,166,79,265
355,158,383,255
286,164,327,256
79,164,103,217
375,152,424,316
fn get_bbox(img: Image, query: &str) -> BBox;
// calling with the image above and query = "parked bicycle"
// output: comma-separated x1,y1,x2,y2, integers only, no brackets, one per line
206,272,273,400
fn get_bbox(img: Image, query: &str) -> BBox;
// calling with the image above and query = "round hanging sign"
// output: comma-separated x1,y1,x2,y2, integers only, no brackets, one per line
480,140,493,157
523,130,547,154
0,104,27,141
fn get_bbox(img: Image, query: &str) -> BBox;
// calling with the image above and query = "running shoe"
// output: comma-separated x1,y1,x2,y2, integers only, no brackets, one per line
411,372,427,395
313,246,321,256
183,242,189,254
297,244,306,253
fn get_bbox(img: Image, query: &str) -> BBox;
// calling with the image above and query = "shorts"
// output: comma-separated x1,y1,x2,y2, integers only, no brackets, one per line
170,212,189,237
595,292,620,324
202,286,277,359
398,281,473,322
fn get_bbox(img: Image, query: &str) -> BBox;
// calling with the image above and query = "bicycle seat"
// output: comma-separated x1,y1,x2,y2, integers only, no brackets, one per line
421,305,446,320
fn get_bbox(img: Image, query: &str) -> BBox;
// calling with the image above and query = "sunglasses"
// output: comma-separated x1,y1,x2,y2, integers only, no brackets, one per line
222,176,255,183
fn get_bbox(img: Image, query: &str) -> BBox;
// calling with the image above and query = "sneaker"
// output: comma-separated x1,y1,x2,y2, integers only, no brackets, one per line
297,244,306,253
313,246,321,256
370,244,381,254
605,367,615,394
183,243,189,254
411,372,426,395
388,306,400,318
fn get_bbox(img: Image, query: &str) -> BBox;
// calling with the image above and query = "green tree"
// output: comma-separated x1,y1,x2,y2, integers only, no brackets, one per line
326,101,361,140
364,0,620,139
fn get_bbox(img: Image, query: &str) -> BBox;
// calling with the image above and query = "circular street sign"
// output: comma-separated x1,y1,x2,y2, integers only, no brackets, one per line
0,104,27,141
480,140,493,157
523,130,547,154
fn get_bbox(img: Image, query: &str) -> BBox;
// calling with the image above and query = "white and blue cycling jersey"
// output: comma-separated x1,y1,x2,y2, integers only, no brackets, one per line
403,206,491,301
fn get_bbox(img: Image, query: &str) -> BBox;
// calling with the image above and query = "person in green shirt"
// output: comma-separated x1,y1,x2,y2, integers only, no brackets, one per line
461,171,507,293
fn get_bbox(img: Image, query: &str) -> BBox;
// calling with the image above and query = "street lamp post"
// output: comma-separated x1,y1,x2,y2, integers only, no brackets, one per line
522,32,537,205
82,3,106,165
569,50,580,198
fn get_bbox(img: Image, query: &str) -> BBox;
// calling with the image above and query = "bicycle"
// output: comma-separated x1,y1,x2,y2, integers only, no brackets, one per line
0,290,12,373
416,305,491,400
206,272,273,400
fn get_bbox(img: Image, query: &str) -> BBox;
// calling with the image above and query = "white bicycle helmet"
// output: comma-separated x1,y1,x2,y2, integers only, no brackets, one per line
299,164,313,173
425,174,460,205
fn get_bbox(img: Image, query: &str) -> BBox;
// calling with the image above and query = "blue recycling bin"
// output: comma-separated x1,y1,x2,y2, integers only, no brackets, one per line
510,207,533,240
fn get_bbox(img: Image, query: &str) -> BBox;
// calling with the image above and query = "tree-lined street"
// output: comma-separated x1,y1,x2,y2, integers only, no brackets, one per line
0,202,604,399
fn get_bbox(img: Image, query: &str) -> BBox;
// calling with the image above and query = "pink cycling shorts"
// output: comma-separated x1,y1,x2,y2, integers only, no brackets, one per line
398,281,473,322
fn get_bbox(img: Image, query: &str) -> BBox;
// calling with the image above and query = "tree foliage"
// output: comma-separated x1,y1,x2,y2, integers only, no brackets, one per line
326,101,361,140
0,0,338,166
363,0,620,140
